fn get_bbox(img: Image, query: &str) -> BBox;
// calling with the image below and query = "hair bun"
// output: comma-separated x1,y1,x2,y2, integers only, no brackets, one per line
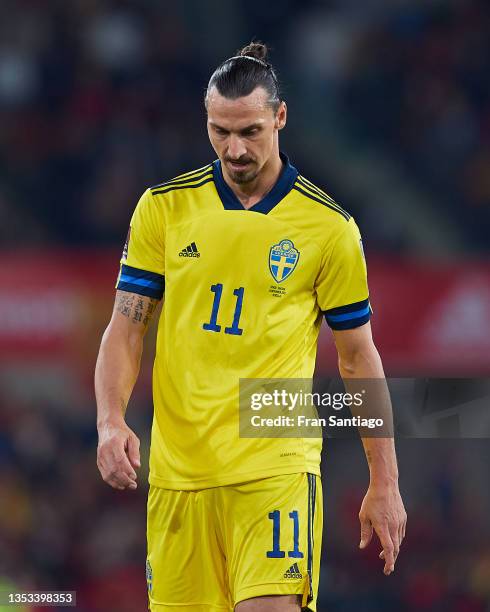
206,40,281,111
238,42,268,63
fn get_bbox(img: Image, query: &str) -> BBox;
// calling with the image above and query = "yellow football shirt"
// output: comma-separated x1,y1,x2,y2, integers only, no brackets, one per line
116,153,370,489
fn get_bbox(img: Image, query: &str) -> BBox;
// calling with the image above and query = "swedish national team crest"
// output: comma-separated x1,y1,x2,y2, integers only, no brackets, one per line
269,239,300,283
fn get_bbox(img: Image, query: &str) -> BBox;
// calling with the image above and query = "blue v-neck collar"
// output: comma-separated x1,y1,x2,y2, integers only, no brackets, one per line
212,152,298,214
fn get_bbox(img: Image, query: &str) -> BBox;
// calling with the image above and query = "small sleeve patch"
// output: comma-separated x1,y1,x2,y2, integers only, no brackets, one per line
122,227,131,261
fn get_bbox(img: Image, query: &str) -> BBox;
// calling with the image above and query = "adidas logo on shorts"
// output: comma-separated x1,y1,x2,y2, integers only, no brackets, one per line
284,562,303,579
179,242,200,257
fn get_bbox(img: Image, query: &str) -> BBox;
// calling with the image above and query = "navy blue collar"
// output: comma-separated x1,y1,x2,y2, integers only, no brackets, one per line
212,152,298,214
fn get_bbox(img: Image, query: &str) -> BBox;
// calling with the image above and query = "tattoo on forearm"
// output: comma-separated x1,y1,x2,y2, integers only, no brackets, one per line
133,298,144,323
117,293,158,327
143,300,156,326
117,293,135,317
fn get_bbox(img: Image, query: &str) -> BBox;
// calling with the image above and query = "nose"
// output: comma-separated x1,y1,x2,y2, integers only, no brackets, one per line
227,134,247,160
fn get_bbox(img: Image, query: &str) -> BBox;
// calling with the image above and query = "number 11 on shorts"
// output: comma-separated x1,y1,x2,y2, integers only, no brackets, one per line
267,510,304,559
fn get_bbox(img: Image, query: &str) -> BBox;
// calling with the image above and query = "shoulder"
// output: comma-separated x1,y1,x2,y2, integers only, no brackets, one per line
292,174,351,223
140,162,215,225
287,174,359,254
148,163,214,196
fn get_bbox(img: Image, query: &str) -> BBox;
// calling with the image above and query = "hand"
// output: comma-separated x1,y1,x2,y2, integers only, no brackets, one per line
358,482,407,575
97,420,141,490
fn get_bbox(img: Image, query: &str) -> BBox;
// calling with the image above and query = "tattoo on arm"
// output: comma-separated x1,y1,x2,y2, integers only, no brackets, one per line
143,300,156,326
133,297,144,323
117,293,134,317
116,292,159,328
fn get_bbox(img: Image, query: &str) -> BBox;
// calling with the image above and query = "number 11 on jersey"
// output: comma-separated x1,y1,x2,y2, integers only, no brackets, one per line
203,284,244,336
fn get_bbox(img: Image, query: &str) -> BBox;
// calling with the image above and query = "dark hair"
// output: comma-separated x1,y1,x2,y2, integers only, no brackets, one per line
205,42,281,112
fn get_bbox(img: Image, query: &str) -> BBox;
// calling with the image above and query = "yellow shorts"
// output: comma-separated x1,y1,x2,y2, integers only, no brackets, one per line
146,472,322,611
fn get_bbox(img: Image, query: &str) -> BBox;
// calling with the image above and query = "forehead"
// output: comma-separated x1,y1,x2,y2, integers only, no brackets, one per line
206,86,273,128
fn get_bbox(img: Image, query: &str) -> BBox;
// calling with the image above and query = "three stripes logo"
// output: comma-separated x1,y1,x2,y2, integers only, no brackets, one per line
179,242,200,258
284,563,303,579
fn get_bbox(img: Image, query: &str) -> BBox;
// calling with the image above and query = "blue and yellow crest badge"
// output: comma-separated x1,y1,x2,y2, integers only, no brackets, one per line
269,239,300,283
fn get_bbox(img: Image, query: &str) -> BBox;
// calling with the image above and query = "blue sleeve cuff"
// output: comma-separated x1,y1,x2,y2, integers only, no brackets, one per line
323,297,371,330
116,264,165,299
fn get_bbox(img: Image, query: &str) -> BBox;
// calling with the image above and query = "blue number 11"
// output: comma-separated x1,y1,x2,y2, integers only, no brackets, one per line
203,284,244,335
267,510,304,559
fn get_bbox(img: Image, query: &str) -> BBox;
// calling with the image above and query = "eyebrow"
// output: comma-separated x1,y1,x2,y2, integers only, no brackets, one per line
209,122,263,133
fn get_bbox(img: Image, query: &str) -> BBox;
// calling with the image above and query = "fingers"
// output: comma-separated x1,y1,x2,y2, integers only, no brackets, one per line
390,523,400,566
377,510,407,574
126,434,141,469
359,488,407,576
397,506,407,551
99,458,136,489
398,521,404,550
107,470,137,491
359,516,373,549
375,525,395,575
97,437,138,490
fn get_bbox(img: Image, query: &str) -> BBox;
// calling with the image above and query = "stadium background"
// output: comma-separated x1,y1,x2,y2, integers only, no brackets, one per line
1,1,489,610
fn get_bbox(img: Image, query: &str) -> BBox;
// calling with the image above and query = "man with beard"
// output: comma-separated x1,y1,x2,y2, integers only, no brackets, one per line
95,42,406,612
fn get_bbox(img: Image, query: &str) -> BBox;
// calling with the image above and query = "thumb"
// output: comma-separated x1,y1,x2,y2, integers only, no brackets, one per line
126,434,141,469
359,517,373,549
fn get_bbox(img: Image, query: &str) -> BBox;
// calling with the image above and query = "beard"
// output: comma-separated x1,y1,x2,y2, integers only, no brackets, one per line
225,158,258,184
229,167,259,184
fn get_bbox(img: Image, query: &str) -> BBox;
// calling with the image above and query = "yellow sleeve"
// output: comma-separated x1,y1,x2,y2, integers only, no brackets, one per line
116,189,165,299
315,217,371,330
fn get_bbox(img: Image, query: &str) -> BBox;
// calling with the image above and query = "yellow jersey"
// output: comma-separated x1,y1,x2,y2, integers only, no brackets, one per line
116,153,370,489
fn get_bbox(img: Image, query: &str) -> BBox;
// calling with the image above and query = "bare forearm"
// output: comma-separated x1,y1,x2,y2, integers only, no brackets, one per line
363,438,398,486
95,290,159,491
337,336,384,379
337,335,398,486
95,291,158,428
334,325,406,573
95,327,142,428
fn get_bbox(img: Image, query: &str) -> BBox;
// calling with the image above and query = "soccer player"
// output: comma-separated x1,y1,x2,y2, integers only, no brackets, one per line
95,42,406,611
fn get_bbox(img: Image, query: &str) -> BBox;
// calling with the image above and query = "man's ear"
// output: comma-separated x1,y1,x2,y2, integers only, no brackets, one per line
275,101,287,130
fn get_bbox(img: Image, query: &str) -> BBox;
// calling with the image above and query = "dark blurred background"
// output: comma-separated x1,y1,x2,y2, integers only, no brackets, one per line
0,1,489,611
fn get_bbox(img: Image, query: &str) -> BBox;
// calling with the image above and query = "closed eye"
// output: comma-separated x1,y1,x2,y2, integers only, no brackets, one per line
214,126,229,136
241,127,260,136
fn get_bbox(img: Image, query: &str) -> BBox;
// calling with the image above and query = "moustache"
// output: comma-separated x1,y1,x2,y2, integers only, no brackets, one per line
225,158,254,165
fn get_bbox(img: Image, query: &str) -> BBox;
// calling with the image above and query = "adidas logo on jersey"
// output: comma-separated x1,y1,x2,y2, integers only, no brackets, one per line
284,563,303,579
179,242,200,257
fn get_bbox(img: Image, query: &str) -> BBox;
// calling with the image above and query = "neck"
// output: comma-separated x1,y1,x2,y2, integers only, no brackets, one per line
221,150,284,209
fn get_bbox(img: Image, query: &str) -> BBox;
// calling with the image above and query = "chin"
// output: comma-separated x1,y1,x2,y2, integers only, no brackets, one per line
230,168,259,185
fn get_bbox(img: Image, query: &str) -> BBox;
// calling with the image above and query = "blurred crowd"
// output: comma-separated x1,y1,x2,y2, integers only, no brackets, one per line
0,0,211,246
0,0,489,251
0,387,151,611
340,0,490,250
